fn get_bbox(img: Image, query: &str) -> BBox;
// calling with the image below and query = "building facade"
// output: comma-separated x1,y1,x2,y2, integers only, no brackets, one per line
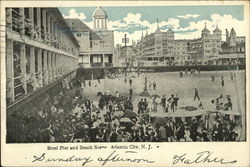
131,23,245,67
5,7,79,105
65,7,114,68
217,28,245,65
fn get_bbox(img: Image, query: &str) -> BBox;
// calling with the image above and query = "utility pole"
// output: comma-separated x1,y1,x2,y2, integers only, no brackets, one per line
124,33,127,68
122,33,129,69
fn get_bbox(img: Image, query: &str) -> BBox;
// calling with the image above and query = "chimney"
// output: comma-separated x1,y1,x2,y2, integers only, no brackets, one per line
226,29,229,44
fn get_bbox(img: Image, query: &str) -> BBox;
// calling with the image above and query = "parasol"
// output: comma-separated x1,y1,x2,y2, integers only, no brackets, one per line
119,117,132,122
124,111,137,118
150,94,160,98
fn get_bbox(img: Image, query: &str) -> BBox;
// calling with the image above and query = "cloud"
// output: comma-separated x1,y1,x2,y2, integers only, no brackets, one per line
70,10,245,46
177,14,200,19
123,13,142,24
62,9,86,20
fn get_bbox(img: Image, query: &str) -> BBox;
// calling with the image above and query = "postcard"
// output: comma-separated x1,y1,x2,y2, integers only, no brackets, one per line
1,0,249,166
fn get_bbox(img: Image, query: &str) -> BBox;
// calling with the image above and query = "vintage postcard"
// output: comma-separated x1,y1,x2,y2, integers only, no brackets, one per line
1,0,249,166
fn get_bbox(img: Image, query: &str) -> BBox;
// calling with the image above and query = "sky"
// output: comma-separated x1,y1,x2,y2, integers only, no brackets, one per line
59,6,245,45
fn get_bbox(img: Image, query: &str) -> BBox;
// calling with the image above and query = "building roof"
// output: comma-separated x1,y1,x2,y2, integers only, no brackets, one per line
48,8,80,47
213,25,222,32
202,23,210,33
155,28,162,34
230,28,236,35
64,18,101,40
167,28,174,34
92,7,107,18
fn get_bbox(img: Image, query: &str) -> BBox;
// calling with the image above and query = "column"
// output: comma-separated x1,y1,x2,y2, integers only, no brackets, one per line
42,9,47,39
51,52,54,80
29,8,34,38
37,8,41,38
94,18,96,28
54,53,57,78
30,46,37,90
20,43,27,94
6,8,12,29
96,19,99,28
102,18,105,29
102,54,105,67
47,51,52,82
20,8,25,35
54,23,58,43
6,39,14,102
47,14,51,41
37,48,43,87
43,50,48,84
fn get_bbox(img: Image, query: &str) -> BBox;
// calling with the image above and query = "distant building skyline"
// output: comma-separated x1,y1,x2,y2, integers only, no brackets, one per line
59,5,245,45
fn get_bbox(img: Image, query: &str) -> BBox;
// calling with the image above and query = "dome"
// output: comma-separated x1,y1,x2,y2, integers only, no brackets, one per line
202,22,210,33
92,7,107,18
155,28,162,34
202,27,210,33
230,28,236,35
213,25,222,32
167,28,174,34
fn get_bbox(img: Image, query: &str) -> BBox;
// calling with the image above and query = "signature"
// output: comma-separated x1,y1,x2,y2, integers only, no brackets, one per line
173,151,237,165
32,151,155,166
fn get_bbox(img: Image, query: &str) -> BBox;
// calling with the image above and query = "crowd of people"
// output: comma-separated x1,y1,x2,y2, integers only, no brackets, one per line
7,70,241,143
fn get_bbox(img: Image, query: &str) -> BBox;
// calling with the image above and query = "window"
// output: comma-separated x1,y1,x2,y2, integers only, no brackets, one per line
77,33,81,37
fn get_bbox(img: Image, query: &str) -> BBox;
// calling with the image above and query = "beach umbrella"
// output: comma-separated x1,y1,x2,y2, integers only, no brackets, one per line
150,94,160,98
180,106,197,111
140,92,150,97
120,117,132,122
114,110,124,117
124,111,137,118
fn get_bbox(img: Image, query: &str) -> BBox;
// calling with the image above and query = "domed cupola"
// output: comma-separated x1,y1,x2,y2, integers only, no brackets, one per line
93,7,108,30
201,22,210,38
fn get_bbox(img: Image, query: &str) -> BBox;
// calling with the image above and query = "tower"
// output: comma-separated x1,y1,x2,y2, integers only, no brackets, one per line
201,22,210,38
166,28,174,40
229,28,236,46
93,7,108,30
213,24,222,39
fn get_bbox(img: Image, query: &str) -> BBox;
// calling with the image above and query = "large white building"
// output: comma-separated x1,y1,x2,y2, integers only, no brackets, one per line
65,7,114,68
5,8,79,105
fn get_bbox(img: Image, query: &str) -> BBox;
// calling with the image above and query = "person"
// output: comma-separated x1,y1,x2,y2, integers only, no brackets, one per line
153,81,156,91
137,98,144,114
143,98,148,113
174,95,179,110
109,129,118,142
85,98,91,110
161,95,166,111
199,101,203,109
89,80,91,87
82,80,86,88
158,124,167,141
211,75,214,83
168,94,175,112
194,88,200,100
152,97,158,113
221,78,224,87
129,88,133,99
129,78,133,87
230,72,234,80
108,101,113,113
116,91,120,98
149,81,152,91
